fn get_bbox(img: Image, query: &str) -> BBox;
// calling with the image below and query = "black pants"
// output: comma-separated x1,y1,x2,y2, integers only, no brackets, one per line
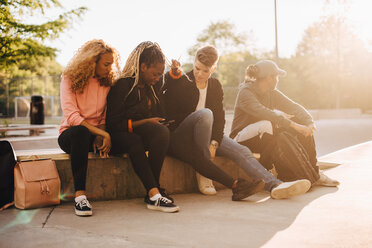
110,123,169,192
58,125,95,191
240,129,318,173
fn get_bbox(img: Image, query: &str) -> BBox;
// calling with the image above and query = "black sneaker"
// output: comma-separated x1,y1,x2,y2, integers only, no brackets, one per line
146,196,180,213
75,198,93,216
232,178,265,201
159,188,174,203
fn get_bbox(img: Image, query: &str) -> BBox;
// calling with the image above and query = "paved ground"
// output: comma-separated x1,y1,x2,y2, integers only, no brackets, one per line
1,115,372,247
1,142,372,247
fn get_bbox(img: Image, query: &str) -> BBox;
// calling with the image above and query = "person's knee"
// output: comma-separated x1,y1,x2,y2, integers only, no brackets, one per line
258,120,273,135
151,124,170,145
123,133,143,148
197,108,213,126
71,125,91,141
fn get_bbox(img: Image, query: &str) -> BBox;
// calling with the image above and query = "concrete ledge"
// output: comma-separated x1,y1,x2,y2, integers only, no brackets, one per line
318,140,372,165
15,147,334,201
308,108,362,120
15,150,251,201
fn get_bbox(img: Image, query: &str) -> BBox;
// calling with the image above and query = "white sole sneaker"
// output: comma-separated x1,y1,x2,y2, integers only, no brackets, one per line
199,186,217,195
196,173,217,195
75,209,93,216
271,179,311,199
147,204,180,213
313,172,340,187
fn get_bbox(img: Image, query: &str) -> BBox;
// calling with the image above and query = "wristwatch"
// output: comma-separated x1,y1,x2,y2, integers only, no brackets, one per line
210,140,219,148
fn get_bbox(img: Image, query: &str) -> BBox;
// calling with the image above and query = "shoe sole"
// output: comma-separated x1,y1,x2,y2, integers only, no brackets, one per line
313,182,340,187
199,188,217,195
232,180,265,201
147,204,180,213
75,209,93,216
271,180,311,199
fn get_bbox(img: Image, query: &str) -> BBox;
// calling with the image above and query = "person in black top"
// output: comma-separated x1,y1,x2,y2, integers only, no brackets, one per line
106,41,179,213
162,45,312,200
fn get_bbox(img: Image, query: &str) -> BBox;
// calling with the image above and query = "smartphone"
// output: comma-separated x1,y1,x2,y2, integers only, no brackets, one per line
160,120,175,125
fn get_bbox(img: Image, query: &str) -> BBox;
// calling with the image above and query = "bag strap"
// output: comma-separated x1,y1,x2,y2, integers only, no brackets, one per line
0,202,14,211
28,155,39,160
20,155,51,162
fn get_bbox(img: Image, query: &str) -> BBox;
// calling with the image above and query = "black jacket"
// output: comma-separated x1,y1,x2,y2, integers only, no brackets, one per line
161,71,225,144
106,77,163,133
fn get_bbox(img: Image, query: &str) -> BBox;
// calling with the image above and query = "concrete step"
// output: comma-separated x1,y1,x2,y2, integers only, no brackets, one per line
14,149,251,202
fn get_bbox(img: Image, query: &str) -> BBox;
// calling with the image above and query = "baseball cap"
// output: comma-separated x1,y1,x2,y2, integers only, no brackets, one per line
255,60,287,78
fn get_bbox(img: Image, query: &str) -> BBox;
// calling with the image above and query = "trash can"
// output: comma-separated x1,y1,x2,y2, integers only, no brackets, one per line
30,95,44,125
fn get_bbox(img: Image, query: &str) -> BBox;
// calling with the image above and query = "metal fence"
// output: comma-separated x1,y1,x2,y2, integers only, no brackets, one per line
0,74,242,119
0,75,61,118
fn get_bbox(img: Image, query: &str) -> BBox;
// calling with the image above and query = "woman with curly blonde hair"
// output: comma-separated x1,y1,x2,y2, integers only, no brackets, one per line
58,39,120,216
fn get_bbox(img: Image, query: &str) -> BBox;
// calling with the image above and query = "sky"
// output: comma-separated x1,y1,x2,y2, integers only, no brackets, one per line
40,0,372,66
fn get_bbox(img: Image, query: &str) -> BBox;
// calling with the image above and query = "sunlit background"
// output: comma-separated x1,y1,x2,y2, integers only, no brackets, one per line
1,0,372,116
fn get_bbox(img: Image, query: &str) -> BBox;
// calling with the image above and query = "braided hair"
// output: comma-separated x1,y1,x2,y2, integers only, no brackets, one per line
120,41,165,99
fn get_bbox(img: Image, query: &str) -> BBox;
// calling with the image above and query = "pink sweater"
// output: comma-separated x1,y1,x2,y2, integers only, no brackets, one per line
59,77,110,134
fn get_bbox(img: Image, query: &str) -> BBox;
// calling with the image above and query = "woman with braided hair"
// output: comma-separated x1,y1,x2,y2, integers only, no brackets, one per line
58,39,120,216
106,41,179,213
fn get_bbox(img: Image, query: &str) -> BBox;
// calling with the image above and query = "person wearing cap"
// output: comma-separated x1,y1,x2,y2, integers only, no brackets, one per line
162,46,312,200
230,60,339,187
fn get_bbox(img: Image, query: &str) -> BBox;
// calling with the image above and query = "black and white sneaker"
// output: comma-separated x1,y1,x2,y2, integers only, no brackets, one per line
75,196,92,216
146,196,180,213
159,188,174,203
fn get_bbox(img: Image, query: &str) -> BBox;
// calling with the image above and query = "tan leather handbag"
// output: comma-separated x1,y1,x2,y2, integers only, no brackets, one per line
14,157,61,209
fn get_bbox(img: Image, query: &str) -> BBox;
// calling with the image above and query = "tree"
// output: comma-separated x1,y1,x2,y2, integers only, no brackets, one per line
188,20,251,57
187,20,257,109
282,14,372,110
0,0,86,72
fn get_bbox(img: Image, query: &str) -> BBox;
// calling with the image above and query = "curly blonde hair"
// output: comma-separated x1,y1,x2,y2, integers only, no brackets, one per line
63,39,120,93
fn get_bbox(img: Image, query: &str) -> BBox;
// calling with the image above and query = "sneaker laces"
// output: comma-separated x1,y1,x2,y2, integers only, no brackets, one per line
155,196,172,206
77,198,91,208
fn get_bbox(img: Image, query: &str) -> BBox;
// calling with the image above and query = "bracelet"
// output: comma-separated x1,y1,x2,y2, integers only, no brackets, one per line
128,119,133,133
169,69,182,79
211,140,219,148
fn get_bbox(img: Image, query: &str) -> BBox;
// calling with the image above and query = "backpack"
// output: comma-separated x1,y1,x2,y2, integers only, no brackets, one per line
262,131,320,184
0,140,17,210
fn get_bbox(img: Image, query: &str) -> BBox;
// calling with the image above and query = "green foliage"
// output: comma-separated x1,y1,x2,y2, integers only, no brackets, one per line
187,20,257,109
281,14,372,110
188,15,372,111
217,51,257,86
0,0,87,72
0,0,86,117
188,20,249,57
0,118,9,137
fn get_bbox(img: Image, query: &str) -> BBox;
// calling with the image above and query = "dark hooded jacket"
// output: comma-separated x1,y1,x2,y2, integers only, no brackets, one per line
161,71,225,144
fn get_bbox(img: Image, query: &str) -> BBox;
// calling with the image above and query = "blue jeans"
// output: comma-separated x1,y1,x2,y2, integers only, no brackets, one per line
169,109,235,188
183,108,280,191
217,135,281,191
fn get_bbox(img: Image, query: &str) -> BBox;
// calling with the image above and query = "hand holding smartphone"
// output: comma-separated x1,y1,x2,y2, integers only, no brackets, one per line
160,120,175,125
